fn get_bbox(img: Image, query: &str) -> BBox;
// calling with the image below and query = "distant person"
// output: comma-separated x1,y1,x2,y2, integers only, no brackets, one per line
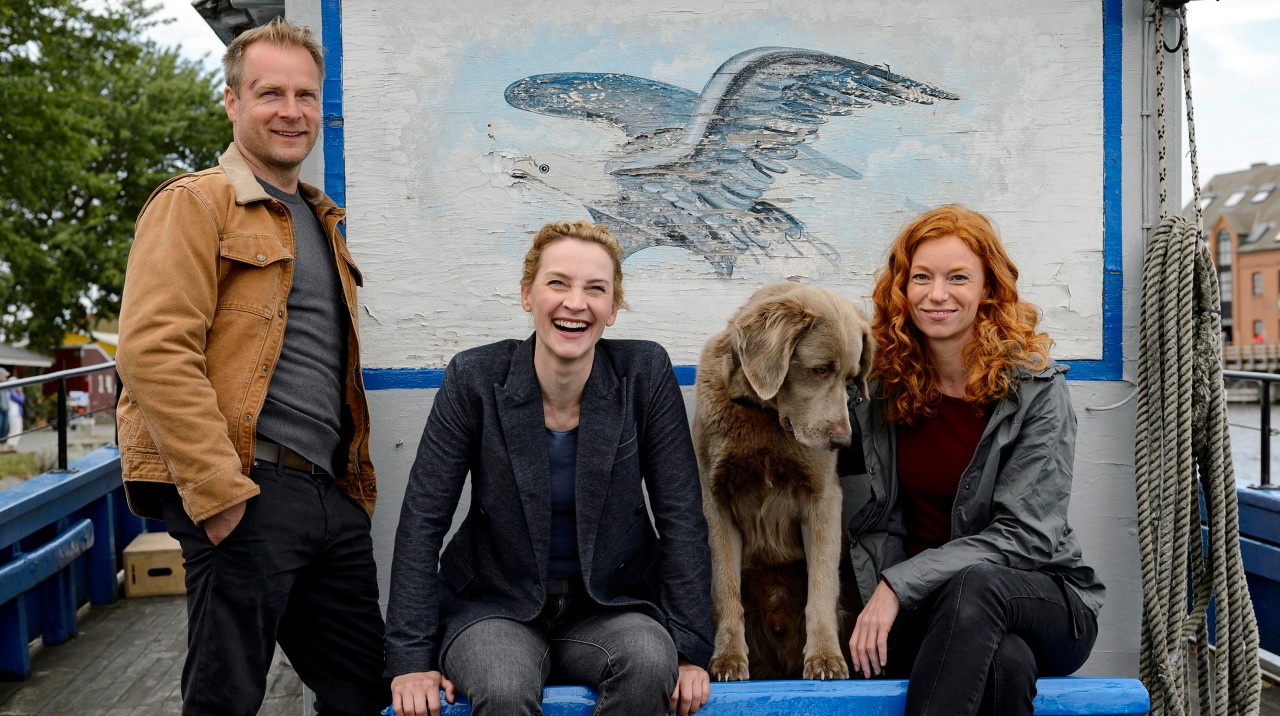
385,221,713,716
843,206,1104,715
6,379,23,450
0,368,10,450
114,18,387,715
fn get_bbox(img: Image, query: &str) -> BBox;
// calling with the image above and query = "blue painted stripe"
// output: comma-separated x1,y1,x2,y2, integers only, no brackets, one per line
1059,0,1124,382
332,1,1127,388
361,358,1111,390
1100,0,1124,380
364,367,444,390
321,0,345,207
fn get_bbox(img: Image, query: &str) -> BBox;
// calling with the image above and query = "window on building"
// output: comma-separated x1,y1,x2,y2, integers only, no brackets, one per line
1217,228,1232,266
1252,184,1274,203
1225,190,1249,208
1200,194,1217,210
1254,272,1264,296
1254,320,1265,342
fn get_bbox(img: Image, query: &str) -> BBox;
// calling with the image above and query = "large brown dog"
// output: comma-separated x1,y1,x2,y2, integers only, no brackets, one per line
693,282,873,681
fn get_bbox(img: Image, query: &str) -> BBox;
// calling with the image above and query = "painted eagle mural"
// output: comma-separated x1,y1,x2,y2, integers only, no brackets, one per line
504,46,959,278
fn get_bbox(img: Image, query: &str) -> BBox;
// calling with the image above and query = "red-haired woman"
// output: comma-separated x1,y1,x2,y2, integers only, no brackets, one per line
842,205,1105,715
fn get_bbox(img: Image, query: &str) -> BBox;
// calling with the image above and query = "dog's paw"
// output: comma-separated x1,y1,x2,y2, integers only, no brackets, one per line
802,651,850,680
709,652,750,681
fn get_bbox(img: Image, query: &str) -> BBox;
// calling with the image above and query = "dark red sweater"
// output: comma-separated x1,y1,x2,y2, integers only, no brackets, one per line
896,394,989,557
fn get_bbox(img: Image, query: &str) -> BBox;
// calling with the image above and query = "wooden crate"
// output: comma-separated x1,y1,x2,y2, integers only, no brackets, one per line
123,532,186,597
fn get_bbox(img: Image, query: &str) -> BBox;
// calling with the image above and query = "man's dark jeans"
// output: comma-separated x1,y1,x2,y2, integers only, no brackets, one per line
162,462,388,716
886,563,1099,716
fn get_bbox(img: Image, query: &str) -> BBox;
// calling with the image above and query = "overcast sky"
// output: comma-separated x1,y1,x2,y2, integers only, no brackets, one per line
147,0,1277,205
1182,0,1280,200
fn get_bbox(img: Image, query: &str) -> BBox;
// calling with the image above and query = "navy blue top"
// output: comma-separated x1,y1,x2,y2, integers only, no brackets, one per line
546,427,581,579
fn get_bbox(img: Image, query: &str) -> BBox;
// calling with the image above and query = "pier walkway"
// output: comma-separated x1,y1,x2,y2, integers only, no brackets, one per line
0,595,301,715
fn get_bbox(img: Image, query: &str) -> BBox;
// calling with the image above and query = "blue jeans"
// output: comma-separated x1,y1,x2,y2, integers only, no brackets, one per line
888,564,1099,716
442,596,678,716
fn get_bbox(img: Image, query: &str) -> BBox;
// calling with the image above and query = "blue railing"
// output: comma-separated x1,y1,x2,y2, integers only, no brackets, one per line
0,361,145,679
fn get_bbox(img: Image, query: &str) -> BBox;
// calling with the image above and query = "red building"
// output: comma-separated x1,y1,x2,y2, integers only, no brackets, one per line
44,336,117,419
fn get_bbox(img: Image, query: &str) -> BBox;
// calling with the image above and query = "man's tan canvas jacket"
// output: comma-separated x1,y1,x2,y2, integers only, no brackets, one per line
116,143,376,525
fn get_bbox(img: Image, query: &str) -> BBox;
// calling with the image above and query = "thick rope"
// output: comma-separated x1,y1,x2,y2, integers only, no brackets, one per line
1135,6,1260,715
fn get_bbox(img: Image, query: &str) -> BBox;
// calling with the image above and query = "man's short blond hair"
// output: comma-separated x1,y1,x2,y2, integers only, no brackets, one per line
223,17,325,95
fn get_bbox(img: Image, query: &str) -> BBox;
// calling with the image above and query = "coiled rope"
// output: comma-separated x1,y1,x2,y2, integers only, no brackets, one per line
1135,5,1260,715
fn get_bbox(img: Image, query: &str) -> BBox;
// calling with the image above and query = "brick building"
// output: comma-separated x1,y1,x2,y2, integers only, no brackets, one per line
1187,162,1280,345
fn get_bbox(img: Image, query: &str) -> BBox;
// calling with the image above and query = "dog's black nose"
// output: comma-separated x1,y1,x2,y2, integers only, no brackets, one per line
829,432,852,449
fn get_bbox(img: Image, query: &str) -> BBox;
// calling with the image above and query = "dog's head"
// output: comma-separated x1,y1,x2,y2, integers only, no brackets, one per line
728,282,873,450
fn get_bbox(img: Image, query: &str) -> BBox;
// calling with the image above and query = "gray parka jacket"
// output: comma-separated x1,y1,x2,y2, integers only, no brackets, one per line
841,361,1105,616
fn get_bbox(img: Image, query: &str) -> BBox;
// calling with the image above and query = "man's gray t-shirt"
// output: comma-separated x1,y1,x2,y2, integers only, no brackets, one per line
255,178,345,475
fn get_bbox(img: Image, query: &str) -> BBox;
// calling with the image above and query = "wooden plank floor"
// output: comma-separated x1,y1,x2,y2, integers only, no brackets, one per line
2,594,1279,715
0,595,301,715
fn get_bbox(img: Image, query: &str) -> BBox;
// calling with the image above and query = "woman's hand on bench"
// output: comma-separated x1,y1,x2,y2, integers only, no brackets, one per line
391,670,456,716
671,658,710,715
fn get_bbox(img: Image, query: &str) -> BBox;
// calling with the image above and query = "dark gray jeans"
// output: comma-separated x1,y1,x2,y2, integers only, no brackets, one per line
888,563,1099,716
442,597,678,716
162,463,388,716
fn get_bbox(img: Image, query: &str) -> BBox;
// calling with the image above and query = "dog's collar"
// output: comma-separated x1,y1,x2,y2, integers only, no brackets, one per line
730,394,766,410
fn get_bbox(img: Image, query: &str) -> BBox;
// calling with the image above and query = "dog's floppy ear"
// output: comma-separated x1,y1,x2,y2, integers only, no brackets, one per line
731,294,814,401
854,320,875,401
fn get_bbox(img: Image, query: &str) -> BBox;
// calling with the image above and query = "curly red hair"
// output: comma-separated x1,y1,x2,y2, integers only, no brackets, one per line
871,205,1051,424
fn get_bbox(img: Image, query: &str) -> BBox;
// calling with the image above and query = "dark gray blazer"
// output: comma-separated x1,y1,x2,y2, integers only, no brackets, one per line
384,336,713,676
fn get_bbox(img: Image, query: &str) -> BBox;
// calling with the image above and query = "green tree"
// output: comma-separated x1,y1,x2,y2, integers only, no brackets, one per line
0,0,230,354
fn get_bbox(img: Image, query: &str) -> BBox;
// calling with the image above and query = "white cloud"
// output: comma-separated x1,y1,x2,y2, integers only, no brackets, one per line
146,0,225,70
1187,0,1280,31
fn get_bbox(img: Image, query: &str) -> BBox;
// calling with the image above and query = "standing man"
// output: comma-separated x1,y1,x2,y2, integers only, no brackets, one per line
115,18,386,716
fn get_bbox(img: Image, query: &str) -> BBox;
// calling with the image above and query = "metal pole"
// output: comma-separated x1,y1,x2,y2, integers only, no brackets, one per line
1261,381,1272,488
56,378,68,471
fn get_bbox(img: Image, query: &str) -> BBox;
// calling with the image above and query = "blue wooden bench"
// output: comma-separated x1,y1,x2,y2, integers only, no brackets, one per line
382,677,1149,715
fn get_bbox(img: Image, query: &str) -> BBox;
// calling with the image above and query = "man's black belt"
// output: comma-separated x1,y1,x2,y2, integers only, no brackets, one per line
254,440,325,475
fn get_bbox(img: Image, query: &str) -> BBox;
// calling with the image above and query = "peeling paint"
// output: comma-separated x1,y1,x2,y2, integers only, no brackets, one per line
341,0,1106,369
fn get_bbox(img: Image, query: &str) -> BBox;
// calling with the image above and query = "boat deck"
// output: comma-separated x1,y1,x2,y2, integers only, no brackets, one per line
0,592,1278,715
0,595,301,715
